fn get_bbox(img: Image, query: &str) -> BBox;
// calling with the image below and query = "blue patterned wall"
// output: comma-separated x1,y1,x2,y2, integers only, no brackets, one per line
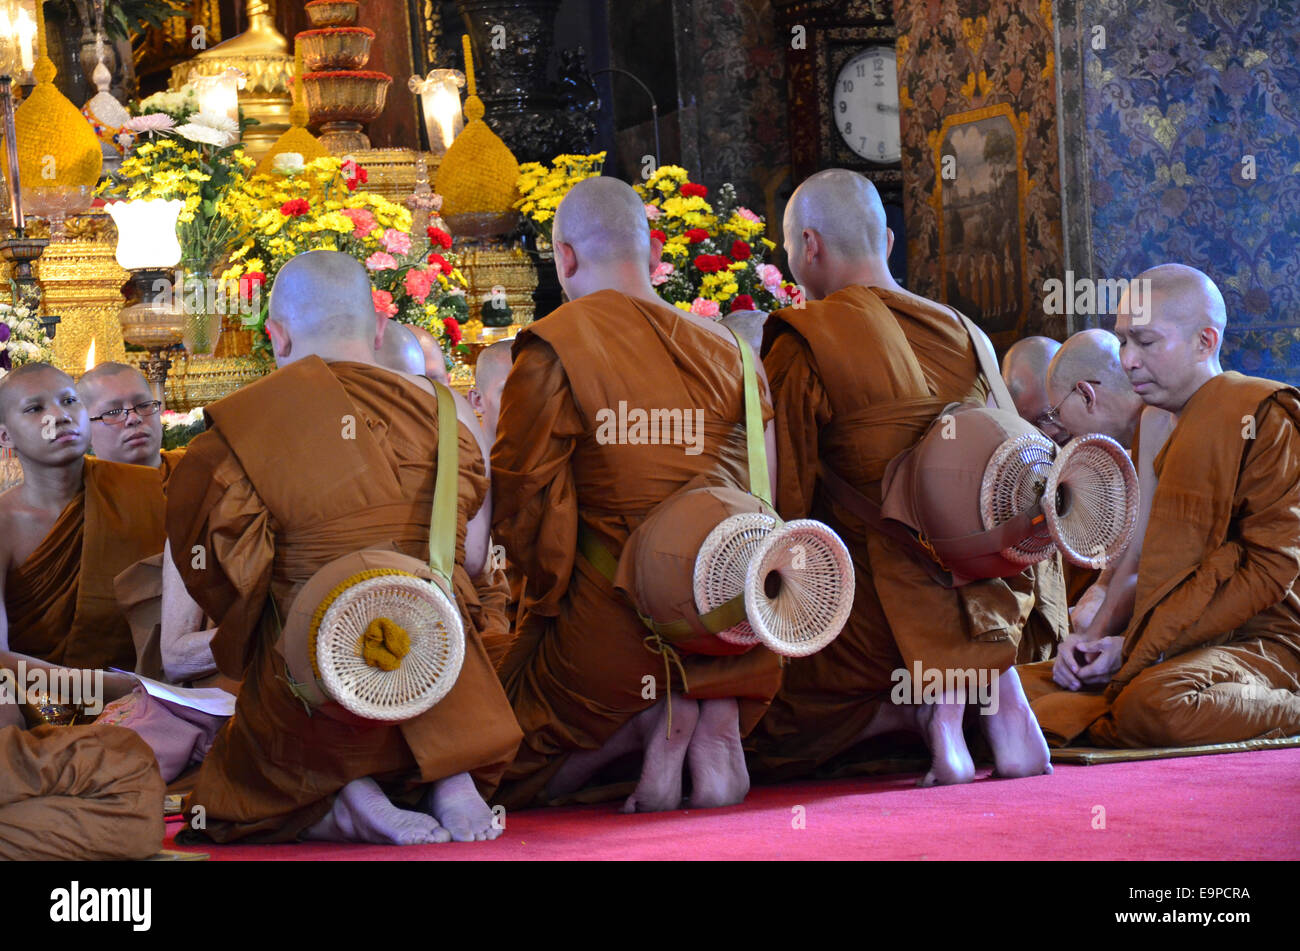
1081,0,1300,383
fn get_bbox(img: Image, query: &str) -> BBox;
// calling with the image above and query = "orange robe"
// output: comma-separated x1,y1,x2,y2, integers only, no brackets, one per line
5,457,166,670
1021,372,1300,746
749,285,1066,778
0,723,164,860
169,358,522,842
491,290,784,808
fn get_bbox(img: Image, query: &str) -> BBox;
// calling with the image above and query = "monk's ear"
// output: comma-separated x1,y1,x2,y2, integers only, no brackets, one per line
467,387,484,415
556,241,579,279
886,227,895,258
649,235,664,265
1197,324,1221,358
1078,380,1098,410
801,228,821,264
374,314,389,352
0,423,11,450
265,317,291,358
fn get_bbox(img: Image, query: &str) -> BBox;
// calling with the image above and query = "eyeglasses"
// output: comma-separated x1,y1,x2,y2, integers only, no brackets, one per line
89,400,162,425
1032,380,1101,430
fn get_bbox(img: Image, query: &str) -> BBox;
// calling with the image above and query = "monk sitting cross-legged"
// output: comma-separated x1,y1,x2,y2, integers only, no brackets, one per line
1019,264,1300,747
169,250,522,845
747,169,1066,787
491,177,785,812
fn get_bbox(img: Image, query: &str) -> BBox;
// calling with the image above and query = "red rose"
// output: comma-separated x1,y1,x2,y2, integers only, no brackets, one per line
279,198,310,216
685,228,709,244
444,317,461,345
650,229,667,244
427,226,453,249
730,240,751,261
238,271,267,300
681,183,708,198
729,294,755,313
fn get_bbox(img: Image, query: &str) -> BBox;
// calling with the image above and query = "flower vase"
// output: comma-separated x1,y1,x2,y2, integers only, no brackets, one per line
181,266,224,357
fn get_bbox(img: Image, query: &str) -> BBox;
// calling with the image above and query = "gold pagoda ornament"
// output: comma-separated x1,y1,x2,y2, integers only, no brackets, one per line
6,0,102,191
434,35,519,237
254,42,331,175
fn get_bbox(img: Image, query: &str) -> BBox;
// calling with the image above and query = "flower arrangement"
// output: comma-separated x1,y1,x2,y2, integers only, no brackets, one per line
635,165,795,317
0,297,56,378
514,151,606,244
218,157,469,363
161,407,206,450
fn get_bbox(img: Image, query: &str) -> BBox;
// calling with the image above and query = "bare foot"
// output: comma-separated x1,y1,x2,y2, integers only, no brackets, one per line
424,771,501,842
687,698,749,808
981,667,1053,779
915,698,975,787
545,710,646,800
304,777,450,845
622,694,699,813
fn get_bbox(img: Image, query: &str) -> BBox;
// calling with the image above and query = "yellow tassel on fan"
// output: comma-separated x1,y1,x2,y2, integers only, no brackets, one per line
434,34,519,219
254,38,330,175
3,0,103,190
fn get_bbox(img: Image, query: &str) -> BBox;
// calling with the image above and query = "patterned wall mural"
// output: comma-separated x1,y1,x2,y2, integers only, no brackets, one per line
895,0,1065,344
1064,0,1300,383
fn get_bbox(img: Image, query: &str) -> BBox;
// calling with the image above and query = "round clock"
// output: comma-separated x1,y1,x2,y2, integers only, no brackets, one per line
833,46,901,164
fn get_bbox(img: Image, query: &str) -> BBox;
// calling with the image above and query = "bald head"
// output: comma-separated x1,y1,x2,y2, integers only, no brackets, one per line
375,321,426,376
266,250,379,365
552,177,651,268
1116,263,1227,414
77,361,163,466
406,324,449,383
1001,336,1065,440
469,339,514,444
0,362,90,465
77,362,148,404
784,169,889,260
1045,329,1144,446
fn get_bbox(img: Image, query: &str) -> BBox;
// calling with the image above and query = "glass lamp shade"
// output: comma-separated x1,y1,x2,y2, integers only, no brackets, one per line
409,69,465,155
105,199,184,270
191,68,244,124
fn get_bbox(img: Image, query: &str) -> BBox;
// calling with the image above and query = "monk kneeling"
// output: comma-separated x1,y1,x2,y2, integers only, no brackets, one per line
170,251,521,844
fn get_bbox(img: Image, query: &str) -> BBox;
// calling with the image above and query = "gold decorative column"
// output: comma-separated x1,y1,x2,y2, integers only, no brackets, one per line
170,0,294,161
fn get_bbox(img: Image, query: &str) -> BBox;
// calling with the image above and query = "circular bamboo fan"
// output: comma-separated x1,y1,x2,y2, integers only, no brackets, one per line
693,511,778,646
744,519,854,657
314,574,464,721
979,431,1058,565
1043,433,1139,569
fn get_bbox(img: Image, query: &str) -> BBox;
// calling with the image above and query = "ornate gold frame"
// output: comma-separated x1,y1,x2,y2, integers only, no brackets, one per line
929,101,1030,346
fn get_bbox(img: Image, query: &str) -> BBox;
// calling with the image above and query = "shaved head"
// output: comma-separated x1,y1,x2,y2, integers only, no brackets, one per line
266,250,379,366
552,177,651,269
1116,263,1227,414
77,361,163,466
407,324,449,383
469,339,514,444
1001,336,1065,442
0,362,90,466
784,169,888,260
1046,329,1144,446
0,362,75,424
375,321,425,376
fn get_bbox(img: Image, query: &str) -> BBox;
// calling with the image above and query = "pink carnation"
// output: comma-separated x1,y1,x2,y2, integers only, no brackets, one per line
690,297,720,318
737,206,762,222
756,263,783,290
341,207,377,239
403,267,432,303
365,251,397,271
372,289,397,317
644,203,662,220
381,228,411,255
650,261,675,287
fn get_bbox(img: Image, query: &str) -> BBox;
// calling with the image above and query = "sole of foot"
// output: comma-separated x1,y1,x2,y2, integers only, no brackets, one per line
687,698,750,809
915,701,976,787
622,694,699,813
306,777,450,845
982,668,1053,779
425,772,502,842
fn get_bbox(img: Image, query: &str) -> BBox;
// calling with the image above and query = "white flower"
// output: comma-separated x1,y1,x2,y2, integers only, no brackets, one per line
272,152,304,175
175,112,237,147
125,113,176,133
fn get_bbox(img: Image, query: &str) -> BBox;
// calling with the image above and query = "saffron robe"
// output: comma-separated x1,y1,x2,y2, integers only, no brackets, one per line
1021,373,1300,746
491,290,784,808
749,285,1066,778
169,358,522,842
5,457,166,670
0,723,164,860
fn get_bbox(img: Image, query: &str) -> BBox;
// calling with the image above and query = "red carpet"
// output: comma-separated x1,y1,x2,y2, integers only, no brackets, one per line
164,747,1300,861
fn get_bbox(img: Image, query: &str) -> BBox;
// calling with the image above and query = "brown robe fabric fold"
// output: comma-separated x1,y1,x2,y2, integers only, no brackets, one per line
490,290,784,808
748,285,1065,779
0,723,164,860
169,358,522,842
5,458,166,670
1023,373,1300,747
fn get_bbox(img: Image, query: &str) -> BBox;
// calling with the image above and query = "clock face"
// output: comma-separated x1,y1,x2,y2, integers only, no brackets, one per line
833,46,901,164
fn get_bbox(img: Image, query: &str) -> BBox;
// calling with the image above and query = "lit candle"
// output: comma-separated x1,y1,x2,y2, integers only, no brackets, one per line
193,68,243,123
410,69,465,156
84,338,96,372
15,6,33,74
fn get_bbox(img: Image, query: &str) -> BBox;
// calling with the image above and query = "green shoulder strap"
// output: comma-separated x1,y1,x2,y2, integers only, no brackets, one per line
726,327,772,509
428,381,459,589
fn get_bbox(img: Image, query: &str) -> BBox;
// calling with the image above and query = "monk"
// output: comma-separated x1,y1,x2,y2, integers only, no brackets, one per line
0,363,165,670
1002,336,1067,444
170,250,521,844
1020,264,1300,747
491,178,784,811
467,339,513,449
77,361,182,476
409,323,451,385
748,169,1064,786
